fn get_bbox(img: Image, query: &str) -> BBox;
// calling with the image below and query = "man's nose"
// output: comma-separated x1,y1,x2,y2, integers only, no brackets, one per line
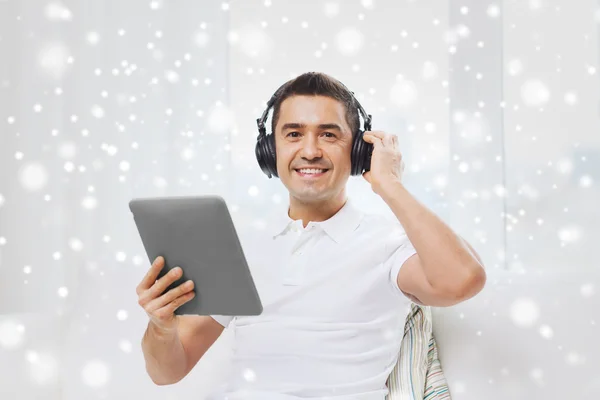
299,136,322,159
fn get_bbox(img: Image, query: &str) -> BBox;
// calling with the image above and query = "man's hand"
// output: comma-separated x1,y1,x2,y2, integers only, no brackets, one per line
136,256,196,334
361,131,405,195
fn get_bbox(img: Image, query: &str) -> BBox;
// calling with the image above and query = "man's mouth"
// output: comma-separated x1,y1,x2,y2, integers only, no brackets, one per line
294,168,329,178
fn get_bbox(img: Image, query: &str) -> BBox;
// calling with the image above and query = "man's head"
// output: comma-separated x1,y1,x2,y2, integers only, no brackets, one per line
270,72,360,205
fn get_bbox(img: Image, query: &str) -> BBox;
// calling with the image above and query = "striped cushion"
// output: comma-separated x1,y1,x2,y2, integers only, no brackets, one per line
386,304,451,400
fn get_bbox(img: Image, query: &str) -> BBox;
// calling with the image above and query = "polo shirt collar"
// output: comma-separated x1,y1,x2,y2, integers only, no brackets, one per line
271,197,363,243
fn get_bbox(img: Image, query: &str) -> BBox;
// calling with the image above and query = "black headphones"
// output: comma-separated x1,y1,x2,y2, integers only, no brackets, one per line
255,81,374,179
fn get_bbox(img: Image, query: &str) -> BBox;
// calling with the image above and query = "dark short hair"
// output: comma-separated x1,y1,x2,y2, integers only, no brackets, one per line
270,72,360,139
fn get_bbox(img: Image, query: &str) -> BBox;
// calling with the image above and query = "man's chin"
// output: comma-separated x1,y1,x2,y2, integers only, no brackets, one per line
289,188,329,202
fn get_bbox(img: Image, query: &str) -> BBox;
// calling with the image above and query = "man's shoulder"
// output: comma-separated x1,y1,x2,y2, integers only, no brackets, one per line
356,210,410,251
358,209,402,230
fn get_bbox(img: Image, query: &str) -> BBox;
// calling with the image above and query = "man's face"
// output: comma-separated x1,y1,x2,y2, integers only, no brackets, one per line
274,95,353,204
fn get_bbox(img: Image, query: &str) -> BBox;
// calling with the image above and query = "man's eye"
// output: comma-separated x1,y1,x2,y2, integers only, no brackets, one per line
286,132,335,138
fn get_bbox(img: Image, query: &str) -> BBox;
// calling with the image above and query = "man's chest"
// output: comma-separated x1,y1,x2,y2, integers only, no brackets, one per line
239,232,393,322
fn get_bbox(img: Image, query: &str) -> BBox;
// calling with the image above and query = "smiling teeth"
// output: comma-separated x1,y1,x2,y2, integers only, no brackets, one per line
298,169,325,174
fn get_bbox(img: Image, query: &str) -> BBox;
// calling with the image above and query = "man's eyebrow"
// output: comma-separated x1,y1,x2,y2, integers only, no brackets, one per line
281,122,343,131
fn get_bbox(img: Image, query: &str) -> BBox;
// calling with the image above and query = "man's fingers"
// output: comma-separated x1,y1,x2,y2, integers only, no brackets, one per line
363,133,383,148
364,131,394,148
136,256,165,294
383,134,394,147
145,279,194,313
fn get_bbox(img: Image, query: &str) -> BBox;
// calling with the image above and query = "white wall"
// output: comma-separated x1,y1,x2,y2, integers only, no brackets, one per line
0,0,598,399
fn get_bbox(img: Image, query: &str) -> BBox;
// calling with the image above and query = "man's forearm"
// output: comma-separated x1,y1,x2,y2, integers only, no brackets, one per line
141,319,189,385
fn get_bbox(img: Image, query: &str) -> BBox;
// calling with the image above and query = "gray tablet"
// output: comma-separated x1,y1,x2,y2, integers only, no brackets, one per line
129,194,263,317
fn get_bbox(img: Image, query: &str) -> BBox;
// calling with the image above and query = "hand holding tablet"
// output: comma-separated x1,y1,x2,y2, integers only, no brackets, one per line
136,255,196,332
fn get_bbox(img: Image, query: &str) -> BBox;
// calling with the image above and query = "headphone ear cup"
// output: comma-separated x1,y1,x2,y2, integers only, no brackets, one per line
255,136,271,177
351,130,372,176
255,133,278,178
265,133,278,178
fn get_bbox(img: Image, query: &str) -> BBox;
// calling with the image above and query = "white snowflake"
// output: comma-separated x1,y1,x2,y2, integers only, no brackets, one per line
91,105,105,118
149,0,163,10
68,238,83,251
390,77,418,108
507,59,524,76
0,320,26,350
237,26,273,58
86,31,100,45
119,161,130,172
556,158,573,174
180,147,196,163
44,2,72,22
19,162,48,191
119,339,133,353
58,141,77,159
529,0,544,10
557,226,582,243
361,0,374,9
324,2,340,18
81,360,111,387
566,352,586,366
539,324,554,339
564,91,578,105
153,176,168,189
164,70,180,83
27,351,59,385
208,103,235,134
335,27,364,56
194,31,210,48
580,283,595,298
422,61,438,81
38,42,71,79
243,368,256,382
579,175,593,188
520,79,550,107
81,196,98,210
510,298,540,327
530,367,544,386
487,4,501,18
248,186,259,197
116,252,127,262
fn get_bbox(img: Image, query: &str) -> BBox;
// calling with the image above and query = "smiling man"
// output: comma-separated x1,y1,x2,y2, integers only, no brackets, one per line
141,72,486,399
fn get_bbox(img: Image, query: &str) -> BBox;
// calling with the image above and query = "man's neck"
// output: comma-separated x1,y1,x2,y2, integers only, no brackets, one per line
288,191,347,228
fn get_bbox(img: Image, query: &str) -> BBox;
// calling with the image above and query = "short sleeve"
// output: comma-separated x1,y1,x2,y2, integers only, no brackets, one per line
210,315,234,328
382,226,418,298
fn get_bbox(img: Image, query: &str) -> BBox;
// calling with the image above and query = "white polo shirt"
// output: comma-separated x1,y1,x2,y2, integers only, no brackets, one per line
208,197,417,399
